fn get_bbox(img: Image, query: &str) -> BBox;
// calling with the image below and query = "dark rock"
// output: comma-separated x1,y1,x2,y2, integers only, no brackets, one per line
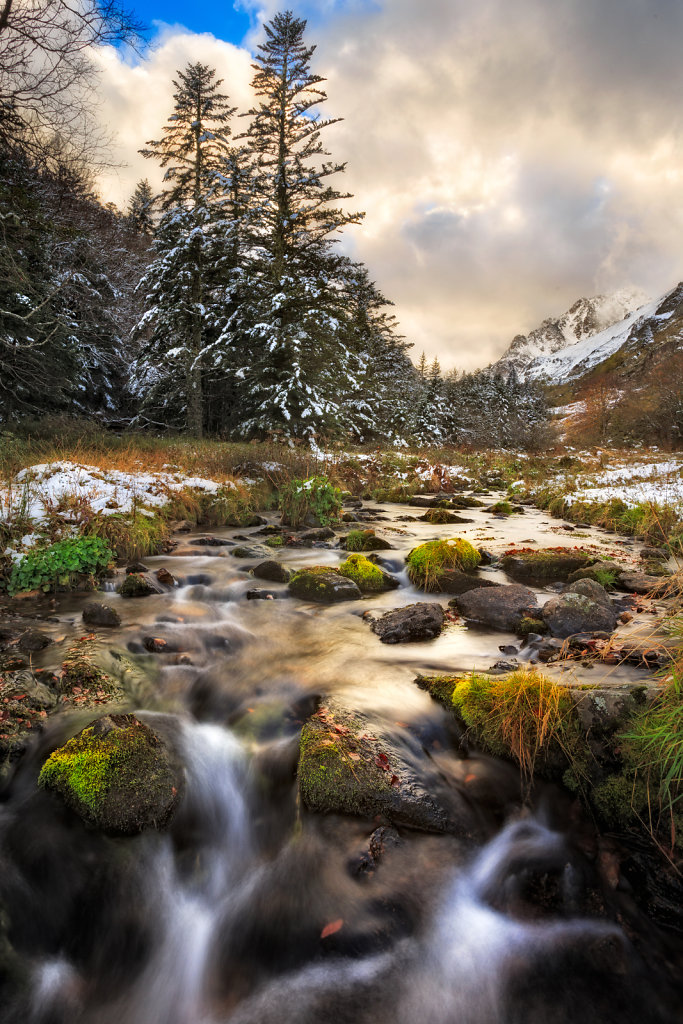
118,573,161,598
189,536,233,547
640,546,668,560
439,571,500,596
246,589,277,600
477,549,496,565
300,527,336,542
142,636,182,654
39,713,183,834
155,568,176,587
253,559,291,583
616,571,667,595
371,602,444,644
17,630,52,653
299,699,476,836
541,581,618,639
231,545,269,559
289,568,362,603
453,584,539,630
567,560,624,584
82,602,122,628
126,561,148,574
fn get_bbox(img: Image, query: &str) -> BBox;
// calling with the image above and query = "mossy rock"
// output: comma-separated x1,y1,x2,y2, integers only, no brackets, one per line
406,538,481,592
415,673,460,708
118,573,160,598
421,508,473,525
288,566,361,603
344,529,393,552
591,773,648,828
58,637,126,704
298,700,474,835
338,553,399,593
567,561,624,587
516,616,548,636
501,548,593,581
39,713,184,834
489,501,514,515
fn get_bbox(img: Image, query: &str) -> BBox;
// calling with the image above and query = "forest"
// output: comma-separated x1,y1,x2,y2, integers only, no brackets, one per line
0,5,548,447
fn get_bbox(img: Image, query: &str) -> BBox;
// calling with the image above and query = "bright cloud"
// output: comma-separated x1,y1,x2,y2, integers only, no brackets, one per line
94,0,683,370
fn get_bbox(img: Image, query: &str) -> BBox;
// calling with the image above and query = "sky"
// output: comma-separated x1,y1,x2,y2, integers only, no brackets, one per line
94,0,683,371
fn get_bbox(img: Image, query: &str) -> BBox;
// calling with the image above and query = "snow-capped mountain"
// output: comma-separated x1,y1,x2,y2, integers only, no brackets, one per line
522,282,683,385
495,288,649,377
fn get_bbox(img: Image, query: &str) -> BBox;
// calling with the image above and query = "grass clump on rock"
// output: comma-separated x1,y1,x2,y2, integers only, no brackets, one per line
345,529,392,552
406,538,481,591
450,670,581,781
338,553,391,593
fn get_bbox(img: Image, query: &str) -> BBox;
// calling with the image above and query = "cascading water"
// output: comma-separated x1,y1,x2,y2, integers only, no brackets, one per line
0,497,681,1024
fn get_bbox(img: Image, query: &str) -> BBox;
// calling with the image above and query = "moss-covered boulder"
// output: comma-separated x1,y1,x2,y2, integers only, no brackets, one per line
343,529,393,552
288,566,362,603
39,713,183,834
501,547,594,581
566,561,624,587
298,700,475,835
338,553,399,593
406,538,481,592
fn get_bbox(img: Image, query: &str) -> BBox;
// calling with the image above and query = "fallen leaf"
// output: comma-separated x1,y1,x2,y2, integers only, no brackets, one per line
321,919,344,939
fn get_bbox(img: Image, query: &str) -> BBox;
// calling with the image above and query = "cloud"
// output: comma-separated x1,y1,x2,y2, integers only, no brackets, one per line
94,0,683,370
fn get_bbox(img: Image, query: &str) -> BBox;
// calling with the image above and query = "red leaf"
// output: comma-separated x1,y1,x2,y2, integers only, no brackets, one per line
321,919,344,939
390,775,400,788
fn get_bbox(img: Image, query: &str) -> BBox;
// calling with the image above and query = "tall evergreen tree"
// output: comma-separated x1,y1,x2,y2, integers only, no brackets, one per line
128,179,155,236
233,10,363,440
134,63,235,435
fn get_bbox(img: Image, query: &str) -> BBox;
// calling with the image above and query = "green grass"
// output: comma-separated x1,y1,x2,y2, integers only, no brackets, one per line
406,538,481,591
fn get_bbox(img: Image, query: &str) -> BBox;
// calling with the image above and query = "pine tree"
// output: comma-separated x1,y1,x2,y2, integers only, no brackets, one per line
234,11,363,440
134,63,236,435
128,179,155,236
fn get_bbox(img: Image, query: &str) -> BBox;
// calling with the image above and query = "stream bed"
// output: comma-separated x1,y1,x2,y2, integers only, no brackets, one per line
0,496,681,1023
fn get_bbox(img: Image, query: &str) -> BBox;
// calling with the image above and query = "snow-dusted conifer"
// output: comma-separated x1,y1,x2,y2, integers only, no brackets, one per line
134,63,235,435
128,179,155,236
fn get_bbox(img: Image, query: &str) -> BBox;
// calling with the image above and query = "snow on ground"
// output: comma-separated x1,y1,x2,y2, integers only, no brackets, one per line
562,458,683,510
3,461,227,523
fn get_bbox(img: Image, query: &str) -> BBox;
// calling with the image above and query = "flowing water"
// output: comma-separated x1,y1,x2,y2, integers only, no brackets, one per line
1,498,681,1023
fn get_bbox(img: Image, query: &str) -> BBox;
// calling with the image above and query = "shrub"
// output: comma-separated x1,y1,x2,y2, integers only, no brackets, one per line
85,512,168,563
8,536,113,595
406,538,481,591
279,476,342,528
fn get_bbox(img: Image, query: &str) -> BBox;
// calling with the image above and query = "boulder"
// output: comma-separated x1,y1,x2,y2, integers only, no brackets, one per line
189,536,233,547
453,584,539,630
82,602,122,628
640,546,668,561
501,548,593,581
371,602,444,643
541,581,618,639
420,509,474,525
230,545,270,559
338,554,400,593
439,572,500,596
253,559,291,583
289,567,362,603
39,713,183,835
17,630,52,653
298,700,475,835
617,571,668,595
299,527,336,542
118,573,162,598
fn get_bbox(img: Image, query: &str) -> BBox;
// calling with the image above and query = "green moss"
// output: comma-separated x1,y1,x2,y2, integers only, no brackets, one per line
299,714,392,817
345,529,373,552
415,673,461,707
516,616,548,636
265,536,284,548
422,508,462,524
406,537,481,591
490,501,514,515
118,572,155,598
338,553,386,592
591,773,648,828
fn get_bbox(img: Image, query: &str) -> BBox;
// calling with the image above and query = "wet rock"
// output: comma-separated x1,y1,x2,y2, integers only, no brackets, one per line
142,636,181,654
118,573,161,598
246,589,277,600
349,824,401,877
453,584,539,631
408,496,451,508
569,686,649,739
616,571,667,595
231,545,270,559
567,560,624,585
39,713,183,834
541,581,618,639
338,553,400,593
640,546,668,560
501,548,593,581
440,571,500,596
371,602,444,643
155,568,176,588
477,549,496,565
252,559,291,583
125,561,148,574
183,573,214,586
342,529,393,552
299,700,475,835
289,567,362,603
189,536,233,547
82,602,122,628
17,630,52,653
516,616,548,636
420,509,474,525
299,527,336,542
